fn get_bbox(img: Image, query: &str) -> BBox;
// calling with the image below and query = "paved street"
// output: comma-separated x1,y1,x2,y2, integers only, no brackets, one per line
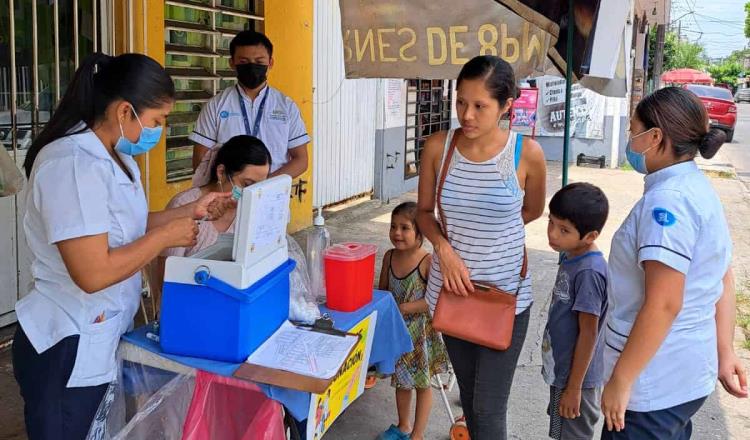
722,104,750,189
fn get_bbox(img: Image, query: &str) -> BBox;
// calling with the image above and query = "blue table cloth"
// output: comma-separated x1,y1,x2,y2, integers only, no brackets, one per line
121,290,412,420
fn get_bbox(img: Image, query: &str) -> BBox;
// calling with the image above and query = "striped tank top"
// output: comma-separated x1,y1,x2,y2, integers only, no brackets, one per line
425,129,533,315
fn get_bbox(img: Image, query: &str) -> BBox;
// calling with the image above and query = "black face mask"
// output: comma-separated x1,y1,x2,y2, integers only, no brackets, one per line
236,62,268,89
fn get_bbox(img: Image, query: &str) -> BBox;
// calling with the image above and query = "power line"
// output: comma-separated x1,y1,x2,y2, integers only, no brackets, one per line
692,12,745,26
669,0,747,58
686,0,698,16
670,11,695,25
680,28,740,36
689,6,703,34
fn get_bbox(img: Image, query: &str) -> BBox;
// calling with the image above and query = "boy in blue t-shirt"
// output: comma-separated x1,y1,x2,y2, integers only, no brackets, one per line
542,182,609,440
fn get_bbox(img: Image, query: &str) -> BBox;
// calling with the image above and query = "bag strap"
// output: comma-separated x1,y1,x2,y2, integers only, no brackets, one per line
515,132,528,282
435,129,461,236
514,133,528,280
436,129,528,285
517,249,528,288
514,133,523,170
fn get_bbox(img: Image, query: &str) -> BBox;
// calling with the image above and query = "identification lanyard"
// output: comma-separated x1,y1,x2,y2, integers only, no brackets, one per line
236,85,268,138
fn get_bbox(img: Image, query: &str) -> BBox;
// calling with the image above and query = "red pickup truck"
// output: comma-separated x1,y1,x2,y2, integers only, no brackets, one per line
684,84,737,142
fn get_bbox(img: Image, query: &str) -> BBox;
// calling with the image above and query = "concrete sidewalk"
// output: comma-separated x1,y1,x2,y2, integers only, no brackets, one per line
696,148,737,179
311,162,750,440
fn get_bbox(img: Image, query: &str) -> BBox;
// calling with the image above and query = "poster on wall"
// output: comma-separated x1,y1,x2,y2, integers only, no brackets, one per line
307,312,378,440
536,76,605,139
384,79,406,129
511,88,538,137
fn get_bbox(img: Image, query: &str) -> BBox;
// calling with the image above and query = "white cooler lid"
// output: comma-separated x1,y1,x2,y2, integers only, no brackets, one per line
232,174,292,268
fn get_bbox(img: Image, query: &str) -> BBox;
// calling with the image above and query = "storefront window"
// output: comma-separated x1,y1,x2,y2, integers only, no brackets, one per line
0,0,102,160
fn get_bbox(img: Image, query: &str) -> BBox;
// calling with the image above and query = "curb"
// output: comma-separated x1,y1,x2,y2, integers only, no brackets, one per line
696,148,738,180
697,158,737,179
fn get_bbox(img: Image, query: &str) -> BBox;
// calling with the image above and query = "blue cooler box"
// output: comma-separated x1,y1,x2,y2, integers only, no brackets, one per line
160,259,295,363
159,175,295,363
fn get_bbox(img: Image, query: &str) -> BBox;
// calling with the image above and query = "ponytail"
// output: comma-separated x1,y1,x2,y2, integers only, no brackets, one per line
23,52,175,177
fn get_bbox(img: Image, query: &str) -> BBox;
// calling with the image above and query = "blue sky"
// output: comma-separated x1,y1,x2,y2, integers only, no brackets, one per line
671,0,747,58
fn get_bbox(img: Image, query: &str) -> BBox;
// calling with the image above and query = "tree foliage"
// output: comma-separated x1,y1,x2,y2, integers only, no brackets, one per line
648,31,706,80
707,60,743,87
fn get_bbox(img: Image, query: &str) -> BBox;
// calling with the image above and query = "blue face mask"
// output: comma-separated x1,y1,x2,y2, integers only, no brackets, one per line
115,105,163,156
231,181,243,201
220,173,243,201
625,129,656,174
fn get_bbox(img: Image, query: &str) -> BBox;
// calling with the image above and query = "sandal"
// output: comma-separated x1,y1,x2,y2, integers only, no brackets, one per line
377,425,410,440
365,375,378,389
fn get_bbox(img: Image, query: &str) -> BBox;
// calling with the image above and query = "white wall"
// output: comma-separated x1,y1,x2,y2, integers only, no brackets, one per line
313,0,379,207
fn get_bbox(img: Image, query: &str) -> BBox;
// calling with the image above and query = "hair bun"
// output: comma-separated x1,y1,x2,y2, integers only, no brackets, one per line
699,128,726,159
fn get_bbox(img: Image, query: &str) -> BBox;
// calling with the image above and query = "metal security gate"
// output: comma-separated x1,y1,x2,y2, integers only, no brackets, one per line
0,0,113,326
404,79,452,178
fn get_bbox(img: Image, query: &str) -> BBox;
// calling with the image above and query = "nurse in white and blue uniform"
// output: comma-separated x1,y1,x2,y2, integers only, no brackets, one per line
601,87,748,440
191,30,310,187
12,53,229,440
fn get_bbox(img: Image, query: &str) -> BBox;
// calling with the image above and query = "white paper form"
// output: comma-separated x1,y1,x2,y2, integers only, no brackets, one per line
249,189,287,249
246,321,359,379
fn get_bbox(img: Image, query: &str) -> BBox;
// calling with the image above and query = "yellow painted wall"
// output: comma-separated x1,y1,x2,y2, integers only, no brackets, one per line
265,0,315,232
115,0,184,209
131,1,194,210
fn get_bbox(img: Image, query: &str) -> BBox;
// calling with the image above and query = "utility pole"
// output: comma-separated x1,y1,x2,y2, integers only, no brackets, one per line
562,0,574,186
653,24,666,89
677,20,682,42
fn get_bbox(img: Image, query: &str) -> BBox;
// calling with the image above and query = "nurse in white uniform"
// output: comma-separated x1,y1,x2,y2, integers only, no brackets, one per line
601,87,747,440
11,53,230,440
190,30,310,187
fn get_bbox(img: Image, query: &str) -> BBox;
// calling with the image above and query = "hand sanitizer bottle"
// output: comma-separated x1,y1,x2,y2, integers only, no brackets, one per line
306,208,331,304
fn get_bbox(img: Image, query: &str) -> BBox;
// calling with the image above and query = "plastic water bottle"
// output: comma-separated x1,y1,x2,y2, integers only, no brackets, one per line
306,208,331,304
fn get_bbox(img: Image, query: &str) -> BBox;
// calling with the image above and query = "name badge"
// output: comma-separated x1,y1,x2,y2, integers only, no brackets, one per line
269,109,287,122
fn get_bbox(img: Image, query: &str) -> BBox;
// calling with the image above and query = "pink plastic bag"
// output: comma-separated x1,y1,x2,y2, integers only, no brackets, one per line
182,371,286,440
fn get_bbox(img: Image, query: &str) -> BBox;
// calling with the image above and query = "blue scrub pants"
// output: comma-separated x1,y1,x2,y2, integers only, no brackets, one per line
601,396,707,440
12,325,108,440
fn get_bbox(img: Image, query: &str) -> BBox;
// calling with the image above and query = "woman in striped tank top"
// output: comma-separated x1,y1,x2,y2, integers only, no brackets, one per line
416,56,547,439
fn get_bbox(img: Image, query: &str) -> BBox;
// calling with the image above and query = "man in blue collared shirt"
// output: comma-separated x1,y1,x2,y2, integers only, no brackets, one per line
191,31,310,187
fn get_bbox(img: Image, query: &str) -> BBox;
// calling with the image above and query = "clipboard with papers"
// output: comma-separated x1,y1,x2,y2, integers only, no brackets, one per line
235,318,362,394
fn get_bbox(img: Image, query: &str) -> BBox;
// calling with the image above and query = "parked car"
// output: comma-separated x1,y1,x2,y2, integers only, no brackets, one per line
684,84,737,142
715,83,734,92
735,87,750,103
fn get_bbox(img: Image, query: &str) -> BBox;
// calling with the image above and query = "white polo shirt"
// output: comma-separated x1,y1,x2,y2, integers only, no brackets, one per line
604,160,732,411
190,84,310,186
16,127,147,387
